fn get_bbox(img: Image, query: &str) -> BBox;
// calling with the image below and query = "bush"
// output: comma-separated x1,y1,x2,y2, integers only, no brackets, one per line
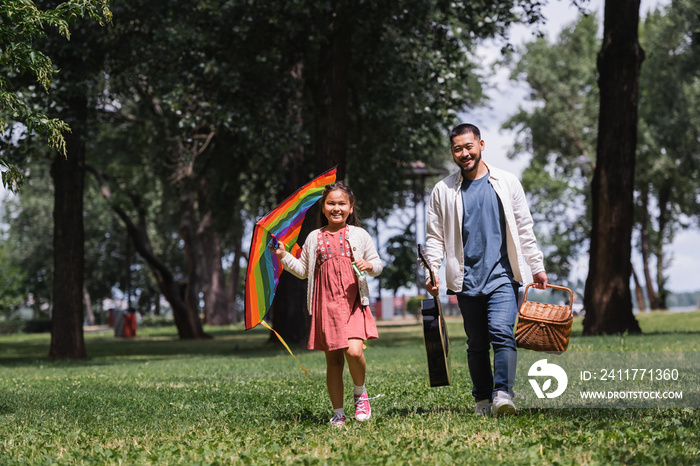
23,319,53,333
406,296,426,316
139,314,176,328
0,320,24,335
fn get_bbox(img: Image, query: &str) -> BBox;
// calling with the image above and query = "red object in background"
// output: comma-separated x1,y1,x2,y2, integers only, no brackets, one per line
123,312,137,338
108,309,114,327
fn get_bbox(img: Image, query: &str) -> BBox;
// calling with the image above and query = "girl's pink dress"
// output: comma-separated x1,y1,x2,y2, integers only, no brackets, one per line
308,226,378,351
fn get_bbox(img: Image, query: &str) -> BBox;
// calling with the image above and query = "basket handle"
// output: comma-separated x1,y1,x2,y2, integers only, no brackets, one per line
523,283,574,310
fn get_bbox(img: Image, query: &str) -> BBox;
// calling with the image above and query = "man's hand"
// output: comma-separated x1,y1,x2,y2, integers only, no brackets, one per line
532,271,548,290
425,274,440,297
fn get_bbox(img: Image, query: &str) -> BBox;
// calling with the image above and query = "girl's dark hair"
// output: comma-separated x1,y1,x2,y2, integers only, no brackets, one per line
320,181,361,226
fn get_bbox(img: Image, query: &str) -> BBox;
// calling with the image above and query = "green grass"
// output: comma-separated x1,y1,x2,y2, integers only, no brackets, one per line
1,312,699,464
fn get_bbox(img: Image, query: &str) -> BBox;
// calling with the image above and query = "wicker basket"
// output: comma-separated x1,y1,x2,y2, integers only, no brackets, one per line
515,283,573,354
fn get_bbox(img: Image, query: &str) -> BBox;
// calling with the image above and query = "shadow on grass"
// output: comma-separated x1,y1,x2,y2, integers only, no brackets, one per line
383,404,469,418
0,327,316,368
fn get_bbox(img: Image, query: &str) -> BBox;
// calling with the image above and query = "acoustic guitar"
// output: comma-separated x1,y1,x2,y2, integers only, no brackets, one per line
417,245,451,387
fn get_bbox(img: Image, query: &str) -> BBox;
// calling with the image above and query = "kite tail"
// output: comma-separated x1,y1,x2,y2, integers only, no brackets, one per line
260,320,309,378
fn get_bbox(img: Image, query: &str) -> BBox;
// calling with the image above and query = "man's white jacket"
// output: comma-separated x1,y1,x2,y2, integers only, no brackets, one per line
425,164,544,293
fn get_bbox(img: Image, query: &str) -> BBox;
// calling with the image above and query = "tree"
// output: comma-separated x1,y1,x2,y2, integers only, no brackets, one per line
5,0,551,351
0,163,54,317
636,1,700,308
0,0,111,191
92,0,549,346
1,1,111,358
382,223,419,298
503,14,599,283
583,0,643,335
505,4,700,315
266,0,549,345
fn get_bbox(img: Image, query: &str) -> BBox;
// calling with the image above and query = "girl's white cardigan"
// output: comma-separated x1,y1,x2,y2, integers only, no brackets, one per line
279,225,383,315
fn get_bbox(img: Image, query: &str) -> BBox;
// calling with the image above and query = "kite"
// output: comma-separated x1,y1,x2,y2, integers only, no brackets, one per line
244,166,338,373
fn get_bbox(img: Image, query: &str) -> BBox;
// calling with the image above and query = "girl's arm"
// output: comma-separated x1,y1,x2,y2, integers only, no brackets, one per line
276,238,311,279
353,229,383,277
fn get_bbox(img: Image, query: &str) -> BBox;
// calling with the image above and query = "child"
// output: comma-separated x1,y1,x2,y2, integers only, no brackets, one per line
274,181,383,427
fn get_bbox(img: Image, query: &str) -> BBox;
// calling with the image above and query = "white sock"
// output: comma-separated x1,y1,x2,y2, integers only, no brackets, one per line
334,407,346,418
354,384,366,396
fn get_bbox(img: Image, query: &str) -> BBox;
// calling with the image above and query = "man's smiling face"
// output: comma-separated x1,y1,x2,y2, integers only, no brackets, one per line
451,132,485,177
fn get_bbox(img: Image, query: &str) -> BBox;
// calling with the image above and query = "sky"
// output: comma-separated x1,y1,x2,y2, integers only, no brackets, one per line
467,0,700,293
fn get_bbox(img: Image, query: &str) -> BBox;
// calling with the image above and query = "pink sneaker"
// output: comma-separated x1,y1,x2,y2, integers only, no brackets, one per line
354,390,372,421
330,413,346,427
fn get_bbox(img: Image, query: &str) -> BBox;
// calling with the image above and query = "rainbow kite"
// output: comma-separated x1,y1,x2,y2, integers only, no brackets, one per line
245,166,338,333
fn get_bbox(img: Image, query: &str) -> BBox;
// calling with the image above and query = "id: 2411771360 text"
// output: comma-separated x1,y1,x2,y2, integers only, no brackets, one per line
580,368,679,381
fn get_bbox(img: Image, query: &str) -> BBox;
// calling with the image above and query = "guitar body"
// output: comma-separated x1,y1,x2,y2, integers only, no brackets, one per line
421,297,451,387
417,245,451,387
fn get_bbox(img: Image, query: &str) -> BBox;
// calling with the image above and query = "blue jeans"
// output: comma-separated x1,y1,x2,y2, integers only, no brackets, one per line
457,282,519,401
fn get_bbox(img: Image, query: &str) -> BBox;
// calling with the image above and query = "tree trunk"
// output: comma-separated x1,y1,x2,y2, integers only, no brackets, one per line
179,192,202,316
631,264,646,312
197,180,231,325
49,97,87,359
88,167,210,338
639,185,659,309
583,0,643,335
228,234,243,325
269,55,310,345
314,1,349,177
655,185,671,310
270,1,350,345
83,284,95,325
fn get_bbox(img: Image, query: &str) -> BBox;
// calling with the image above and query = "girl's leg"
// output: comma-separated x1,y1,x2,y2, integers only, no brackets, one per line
325,349,346,409
345,338,372,421
344,338,366,387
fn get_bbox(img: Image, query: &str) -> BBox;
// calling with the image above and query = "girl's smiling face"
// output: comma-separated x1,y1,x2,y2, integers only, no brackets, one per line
322,189,354,230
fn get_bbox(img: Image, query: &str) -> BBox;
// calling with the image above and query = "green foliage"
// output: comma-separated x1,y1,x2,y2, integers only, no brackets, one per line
507,5,700,298
0,167,54,313
406,296,424,316
504,13,599,283
382,223,418,294
0,0,111,191
0,243,27,315
0,312,699,463
636,2,700,304
666,292,700,309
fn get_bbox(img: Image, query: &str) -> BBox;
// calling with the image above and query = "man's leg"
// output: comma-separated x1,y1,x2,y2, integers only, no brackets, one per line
487,282,519,395
458,294,492,402
487,282,519,415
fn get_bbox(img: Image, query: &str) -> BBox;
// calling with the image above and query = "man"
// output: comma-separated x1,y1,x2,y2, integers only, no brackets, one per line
424,123,547,416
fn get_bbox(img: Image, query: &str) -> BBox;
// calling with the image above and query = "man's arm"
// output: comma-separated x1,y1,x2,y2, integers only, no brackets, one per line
424,187,445,296
511,177,547,289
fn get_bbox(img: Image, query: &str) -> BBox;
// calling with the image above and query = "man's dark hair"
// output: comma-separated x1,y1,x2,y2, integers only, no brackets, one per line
449,123,481,145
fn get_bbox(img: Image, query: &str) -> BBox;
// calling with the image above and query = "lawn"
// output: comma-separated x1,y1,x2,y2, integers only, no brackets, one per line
1,311,698,464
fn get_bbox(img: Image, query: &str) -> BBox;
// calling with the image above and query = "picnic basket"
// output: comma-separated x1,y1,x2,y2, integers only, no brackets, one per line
515,283,574,353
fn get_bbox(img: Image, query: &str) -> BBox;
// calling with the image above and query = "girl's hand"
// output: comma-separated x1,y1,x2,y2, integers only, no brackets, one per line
272,241,287,259
354,258,373,272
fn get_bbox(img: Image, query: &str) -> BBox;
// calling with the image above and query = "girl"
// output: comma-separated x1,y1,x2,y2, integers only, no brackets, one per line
274,182,383,427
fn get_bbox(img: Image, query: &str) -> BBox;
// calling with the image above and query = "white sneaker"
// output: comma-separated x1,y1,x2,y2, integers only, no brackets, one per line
330,412,347,427
492,391,516,416
474,399,492,416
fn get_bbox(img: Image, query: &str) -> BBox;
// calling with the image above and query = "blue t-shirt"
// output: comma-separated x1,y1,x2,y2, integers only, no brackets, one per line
459,172,514,296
